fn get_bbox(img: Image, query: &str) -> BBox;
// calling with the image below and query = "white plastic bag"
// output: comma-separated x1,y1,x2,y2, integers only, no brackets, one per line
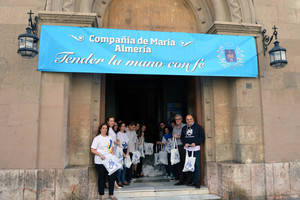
103,154,122,175
138,143,145,158
154,152,160,166
171,138,180,165
144,142,154,155
124,155,132,168
182,150,196,172
132,151,141,164
115,146,123,161
158,146,168,165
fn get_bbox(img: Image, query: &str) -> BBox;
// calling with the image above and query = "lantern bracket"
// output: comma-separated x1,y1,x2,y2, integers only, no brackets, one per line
262,25,278,55
27,10,38,34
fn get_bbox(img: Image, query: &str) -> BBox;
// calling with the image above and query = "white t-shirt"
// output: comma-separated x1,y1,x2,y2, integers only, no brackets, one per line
117,131,129,150
127,130,137,153
108,127,116,143
91,135,113,164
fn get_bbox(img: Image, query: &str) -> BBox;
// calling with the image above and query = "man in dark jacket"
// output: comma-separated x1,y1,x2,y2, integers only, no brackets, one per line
177,114,205,188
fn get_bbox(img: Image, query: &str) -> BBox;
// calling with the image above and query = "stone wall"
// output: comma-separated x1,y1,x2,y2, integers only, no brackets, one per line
0,167,98,200
207,161,300,200
254,0,300,163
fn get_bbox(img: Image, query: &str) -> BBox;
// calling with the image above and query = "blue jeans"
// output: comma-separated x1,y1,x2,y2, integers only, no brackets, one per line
117,168,126,183
193,150,201,186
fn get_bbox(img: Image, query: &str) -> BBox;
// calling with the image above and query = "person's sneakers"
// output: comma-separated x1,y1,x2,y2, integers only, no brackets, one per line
174,181,184,185
195,185,201,189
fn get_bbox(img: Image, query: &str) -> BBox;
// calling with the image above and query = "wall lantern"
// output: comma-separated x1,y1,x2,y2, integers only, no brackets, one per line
17,10,39,58
262,25,287,69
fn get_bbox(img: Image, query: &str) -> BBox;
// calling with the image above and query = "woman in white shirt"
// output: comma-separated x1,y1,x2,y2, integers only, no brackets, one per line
91,123,118,200
116,122,130,186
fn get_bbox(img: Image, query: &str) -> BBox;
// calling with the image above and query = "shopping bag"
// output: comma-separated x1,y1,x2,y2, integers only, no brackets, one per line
158,147,168,165
138,143,145,158
144,142,154,155
103,154,122,175
171,138,180,165
154,152,160,166
115,146,123,161
182,150,196,172
124,155,132,168
132,151,141,164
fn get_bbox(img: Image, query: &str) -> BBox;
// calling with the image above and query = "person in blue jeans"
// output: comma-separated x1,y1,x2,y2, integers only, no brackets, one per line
179,114,205,189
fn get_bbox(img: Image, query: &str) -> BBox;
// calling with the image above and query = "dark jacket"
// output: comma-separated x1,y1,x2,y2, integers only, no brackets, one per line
180,123,205,146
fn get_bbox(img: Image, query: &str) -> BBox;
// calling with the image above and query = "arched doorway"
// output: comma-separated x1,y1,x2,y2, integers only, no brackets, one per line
99,0,206,186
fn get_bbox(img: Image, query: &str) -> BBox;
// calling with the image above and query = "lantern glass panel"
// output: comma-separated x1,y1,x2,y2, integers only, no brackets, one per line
25,38,34,48
270,53,274,62
281,51,286,61
19,37,25,49
274,51,281,61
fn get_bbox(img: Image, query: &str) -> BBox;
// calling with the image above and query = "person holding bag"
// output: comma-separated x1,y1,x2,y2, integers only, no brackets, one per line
116,122,130,186
177,114,205,189
91,123,118,200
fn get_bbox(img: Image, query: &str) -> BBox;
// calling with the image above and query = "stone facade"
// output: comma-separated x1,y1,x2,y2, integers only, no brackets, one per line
207,161,300,199
0,0,300,199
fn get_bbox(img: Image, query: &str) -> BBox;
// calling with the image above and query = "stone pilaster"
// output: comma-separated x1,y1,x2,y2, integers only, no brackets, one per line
207,22,264,164
36,12,98,168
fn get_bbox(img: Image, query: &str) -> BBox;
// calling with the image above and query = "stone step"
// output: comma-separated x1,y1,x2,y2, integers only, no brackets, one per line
114,186,211,198
117,194,221,200
93,177,221,200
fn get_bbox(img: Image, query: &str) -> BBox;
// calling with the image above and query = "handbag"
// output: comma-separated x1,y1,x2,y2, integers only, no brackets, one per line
103,154,122,175
182,150,196,172
171,138,180,165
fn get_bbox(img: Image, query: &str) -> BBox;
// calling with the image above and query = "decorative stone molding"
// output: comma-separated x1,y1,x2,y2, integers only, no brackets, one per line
187,0,214,33
38,11,98,27
92,0,112,27
207,21,262,35
226,0,256,23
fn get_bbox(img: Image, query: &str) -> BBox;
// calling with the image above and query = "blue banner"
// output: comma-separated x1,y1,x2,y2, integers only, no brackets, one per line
38,25,258,77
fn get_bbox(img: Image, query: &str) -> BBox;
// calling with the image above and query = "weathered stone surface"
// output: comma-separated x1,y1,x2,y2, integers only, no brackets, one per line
290,162,300,193
55,168,89,200
251,164,266,197
206,162,219,195
36,169,55,200
0,170,24,200
273,162,291,196
24,170,38,200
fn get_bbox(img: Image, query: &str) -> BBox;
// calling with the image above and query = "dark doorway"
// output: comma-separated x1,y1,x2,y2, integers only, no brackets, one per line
105,74,205,185
105,74,197,142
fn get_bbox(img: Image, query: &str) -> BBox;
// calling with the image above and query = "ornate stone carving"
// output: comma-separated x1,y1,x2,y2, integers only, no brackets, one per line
62,0,75,12
227,0,242,23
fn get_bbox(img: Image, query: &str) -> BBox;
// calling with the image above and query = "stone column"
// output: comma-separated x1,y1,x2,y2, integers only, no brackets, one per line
207,22,264,163
37,12,98,168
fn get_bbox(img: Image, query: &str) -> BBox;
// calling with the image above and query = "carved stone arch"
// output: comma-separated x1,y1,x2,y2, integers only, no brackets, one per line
92,0,215,32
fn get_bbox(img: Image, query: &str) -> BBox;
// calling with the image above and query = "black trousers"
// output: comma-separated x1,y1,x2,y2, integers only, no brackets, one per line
126,152,133,182
95,164,116,196
137,157,144,175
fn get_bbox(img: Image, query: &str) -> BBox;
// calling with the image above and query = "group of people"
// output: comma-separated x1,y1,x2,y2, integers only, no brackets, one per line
90,114,205,200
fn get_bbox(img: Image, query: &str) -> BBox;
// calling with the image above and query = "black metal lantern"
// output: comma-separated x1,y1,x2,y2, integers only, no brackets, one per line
262,25,288,69
269,41,287,69
17,10,39,58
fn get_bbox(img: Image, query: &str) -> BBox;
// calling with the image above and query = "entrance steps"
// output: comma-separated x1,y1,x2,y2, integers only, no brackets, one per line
98,177,221,200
